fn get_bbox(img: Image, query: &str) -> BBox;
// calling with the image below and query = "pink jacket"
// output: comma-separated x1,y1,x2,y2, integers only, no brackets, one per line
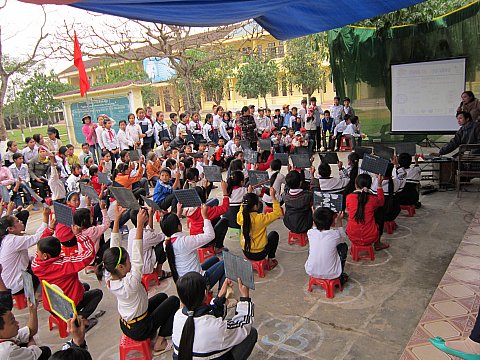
0,166,14,186
80,208,111,253
82,124,97,146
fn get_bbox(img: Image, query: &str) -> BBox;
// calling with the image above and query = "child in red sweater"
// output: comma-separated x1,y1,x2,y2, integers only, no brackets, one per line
182,181,230,251
346,173,389,251
32,232,103,329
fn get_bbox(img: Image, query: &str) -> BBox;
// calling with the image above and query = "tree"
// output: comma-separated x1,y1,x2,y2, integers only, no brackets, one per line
93,59,148,85
0,4,48,141
282,34,330,101
193,47,239,106
19,71,73,124
356,0,472,27
235,56,278,108
51,20,249,112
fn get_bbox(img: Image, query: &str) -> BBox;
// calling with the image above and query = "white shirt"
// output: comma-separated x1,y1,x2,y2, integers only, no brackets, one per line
224,141,242,157
262,171,284,203
188,121,203,135
127,227,165,274
334,120,347,136
0,326,43,360
78,151,92,166
95,126,105,149
108,232,149,321
126,123,143,144
55,156,71,178
136,118,154,137
213,114,223,129
0,222,48,293
176,122,188,137
102,128,119,151
170,220,215,277
202,123,214,142
330,104,343,123
305,227,346,279
218,121,230,141
22,147,38,164
154,121,172,145
49,166,66,201
117,128,134,151
255,116,273,133
8,164,29,183
66,173,81,192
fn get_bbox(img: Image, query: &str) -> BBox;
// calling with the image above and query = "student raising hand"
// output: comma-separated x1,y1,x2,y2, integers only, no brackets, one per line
136,208,149,230
200,204,209,220
237,277,249,298
220,180,228,196
269,186,276,199
42,206,51,224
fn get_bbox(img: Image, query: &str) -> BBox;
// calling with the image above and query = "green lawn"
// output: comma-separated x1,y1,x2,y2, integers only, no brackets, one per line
6,124,69,145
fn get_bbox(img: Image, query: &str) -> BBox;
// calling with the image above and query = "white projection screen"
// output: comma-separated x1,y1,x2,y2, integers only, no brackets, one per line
391,58,466,133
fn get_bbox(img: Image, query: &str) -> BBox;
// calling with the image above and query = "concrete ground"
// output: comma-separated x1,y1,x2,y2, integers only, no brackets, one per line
13,152,480,360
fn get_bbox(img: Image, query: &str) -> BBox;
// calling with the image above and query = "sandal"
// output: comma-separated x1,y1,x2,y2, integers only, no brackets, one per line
85,318,98,332
153,340,174,356
269,259,278,270
374,242,390,251
429,337,480,360
158,270,172,280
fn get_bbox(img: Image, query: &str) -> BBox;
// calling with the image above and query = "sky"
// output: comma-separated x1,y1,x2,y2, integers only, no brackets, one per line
0,0,217,75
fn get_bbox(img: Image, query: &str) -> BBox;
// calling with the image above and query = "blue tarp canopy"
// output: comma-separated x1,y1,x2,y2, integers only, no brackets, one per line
22,0,426,39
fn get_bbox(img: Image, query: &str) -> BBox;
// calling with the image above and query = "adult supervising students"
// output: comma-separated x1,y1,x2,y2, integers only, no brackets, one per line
457,91,480,123
240,106,257,150
431,111,480,156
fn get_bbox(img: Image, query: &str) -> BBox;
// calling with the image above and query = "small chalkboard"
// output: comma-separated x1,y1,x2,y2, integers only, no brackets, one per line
207,147,216,157
223,251,255,290
395,143,417,157
361,154,389,176
79,183,100,202
319,152,339,165
247,170,270,187
294,147,310,155
240,140,251,150
97,172,109,185
313,192,344,212
374,144,394,160
0,185,10,202
258,139,271,152
24,184,48,208
290,154,311,169
274,153,289,166
22,271,35,306
140,195,161,212
174,189,203,208
244,148,258,164
42,280,77,323
53,201,74,227
129,149,141,162
203,166,223,182
353,146,373,159
110,187,140,210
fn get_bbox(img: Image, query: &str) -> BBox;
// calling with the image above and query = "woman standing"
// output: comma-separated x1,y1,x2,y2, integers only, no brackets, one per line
457,91,480,123
81,114,98,163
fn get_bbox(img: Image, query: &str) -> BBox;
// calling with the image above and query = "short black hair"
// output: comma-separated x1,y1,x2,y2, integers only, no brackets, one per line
119,120,126,125
59,146,68,155
12,152,23,161
82,143,89,148
285,170,302,189
313,207,335,230
170,113,177,120
0,306,10,329
38,236,61,257
270,159,281,171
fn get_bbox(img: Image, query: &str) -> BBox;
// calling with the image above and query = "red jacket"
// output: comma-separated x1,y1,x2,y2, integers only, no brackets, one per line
257,153,274,171
186,195,230,235
91,175,102,194
346,188,384,245
32,232,95,311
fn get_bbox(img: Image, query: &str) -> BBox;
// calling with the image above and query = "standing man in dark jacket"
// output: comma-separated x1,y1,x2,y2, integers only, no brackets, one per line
240,106,257,150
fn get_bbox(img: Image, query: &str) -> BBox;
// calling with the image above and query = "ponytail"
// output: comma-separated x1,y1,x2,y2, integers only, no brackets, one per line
102,246,129,281
241,193,259,252
176,272,207,360
353,174,372,224
160,213,181,282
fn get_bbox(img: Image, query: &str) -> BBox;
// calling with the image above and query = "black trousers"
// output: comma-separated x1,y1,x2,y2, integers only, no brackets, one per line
243,231,279,260
337,243,348,274
38,347,52,360
30,179,49,199
120,293,180,340
470,307,480,342
307,130,317,151
76,284,103,319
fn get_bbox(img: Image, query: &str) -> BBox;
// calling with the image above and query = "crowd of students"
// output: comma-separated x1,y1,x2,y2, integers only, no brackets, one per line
0,99,431,360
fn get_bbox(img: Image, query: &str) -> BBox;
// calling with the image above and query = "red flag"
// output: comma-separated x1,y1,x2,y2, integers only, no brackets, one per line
73,31,90,97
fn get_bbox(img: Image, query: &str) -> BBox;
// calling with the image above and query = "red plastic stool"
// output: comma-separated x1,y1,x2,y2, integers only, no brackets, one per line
197,246,216,263
119,335,152,360
12,294,27,310
288,232,308,247
44,198,53,206
48,314,69,338
307,277,343,298
384,221,397,234
350,244,375,261
264,206,273,214
339,137,352,152
249,258,271,278
205,291,214,304
155,210,161,222
141,272,160,291
400,205,416,217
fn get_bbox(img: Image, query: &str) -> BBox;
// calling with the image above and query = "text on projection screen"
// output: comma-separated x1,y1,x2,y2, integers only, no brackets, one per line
391,58,465,133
